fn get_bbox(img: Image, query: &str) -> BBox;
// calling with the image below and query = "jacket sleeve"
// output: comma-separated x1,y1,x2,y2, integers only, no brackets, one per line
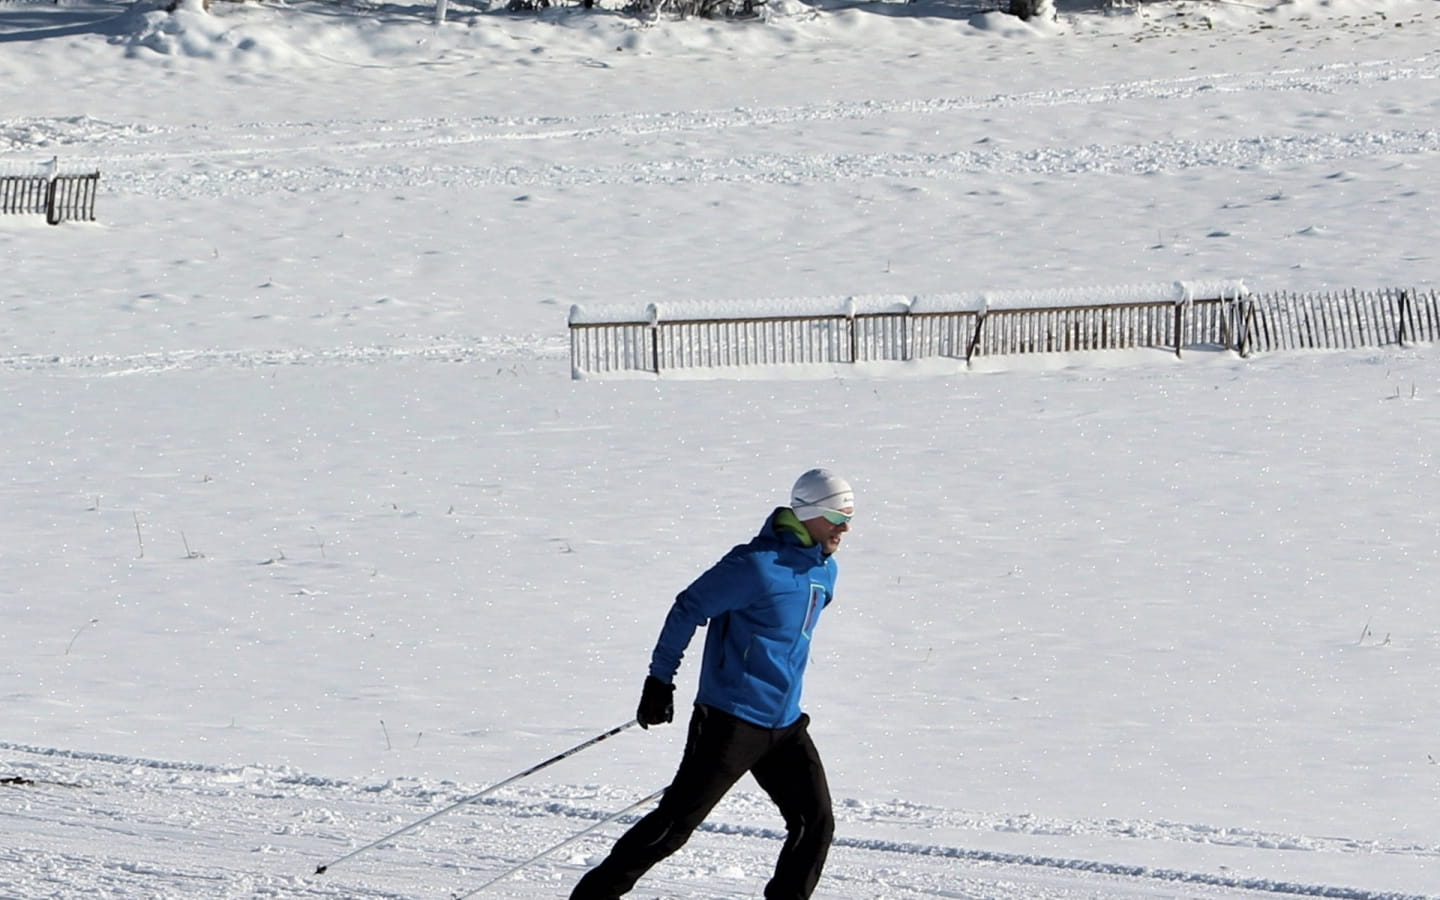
648,549,761,683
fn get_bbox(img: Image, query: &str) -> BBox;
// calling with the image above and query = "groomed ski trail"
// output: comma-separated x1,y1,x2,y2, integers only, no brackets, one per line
3,741,1437,900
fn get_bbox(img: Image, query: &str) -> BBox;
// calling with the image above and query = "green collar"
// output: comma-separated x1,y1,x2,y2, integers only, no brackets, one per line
773,507,816,548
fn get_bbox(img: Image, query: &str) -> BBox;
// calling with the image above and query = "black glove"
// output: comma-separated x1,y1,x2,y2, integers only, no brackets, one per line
637,675,675,729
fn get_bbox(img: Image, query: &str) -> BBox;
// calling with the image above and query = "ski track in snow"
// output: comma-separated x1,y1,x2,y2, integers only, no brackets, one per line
94,126,1440,196
4,52,1438,197
3,741,1438,900
0,336,569,376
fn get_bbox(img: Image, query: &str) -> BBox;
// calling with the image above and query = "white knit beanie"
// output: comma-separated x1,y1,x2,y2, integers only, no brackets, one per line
790,468,854,521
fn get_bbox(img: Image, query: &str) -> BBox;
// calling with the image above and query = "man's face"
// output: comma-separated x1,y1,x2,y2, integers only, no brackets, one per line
802,507,853,556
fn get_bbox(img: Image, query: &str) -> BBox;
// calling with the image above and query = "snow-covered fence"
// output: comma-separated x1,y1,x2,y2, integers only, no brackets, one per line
0,176,46,215
959,290,1244,360
0,167,100,225
568,282,1437,378
569,281,1247,377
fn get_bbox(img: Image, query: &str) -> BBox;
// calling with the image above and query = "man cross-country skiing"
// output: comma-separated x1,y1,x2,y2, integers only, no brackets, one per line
570,468,854,900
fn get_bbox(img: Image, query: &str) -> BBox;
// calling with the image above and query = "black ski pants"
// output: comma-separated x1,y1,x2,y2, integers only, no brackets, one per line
569,704,834,900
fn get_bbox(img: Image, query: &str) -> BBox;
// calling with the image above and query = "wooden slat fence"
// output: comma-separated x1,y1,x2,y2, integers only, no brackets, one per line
1,176,49,216
570,287,1436,378
0,173,100,224
1240,287,1440,353
656,315,853,370
47,173,101,224
969,299,1233,358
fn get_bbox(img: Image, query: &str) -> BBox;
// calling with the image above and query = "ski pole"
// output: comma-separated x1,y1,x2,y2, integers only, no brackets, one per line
452,786,666,900
314,719,640,875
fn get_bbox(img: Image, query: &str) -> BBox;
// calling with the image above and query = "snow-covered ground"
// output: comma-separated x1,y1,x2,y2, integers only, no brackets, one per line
3,0,1439,896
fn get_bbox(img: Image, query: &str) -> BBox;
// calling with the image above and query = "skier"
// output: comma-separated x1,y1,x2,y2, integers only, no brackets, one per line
569,468,854,900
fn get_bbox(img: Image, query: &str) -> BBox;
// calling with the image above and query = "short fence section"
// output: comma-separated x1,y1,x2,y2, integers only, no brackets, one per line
1,172,100,224
569,284,1437,378
1242,287,1439,353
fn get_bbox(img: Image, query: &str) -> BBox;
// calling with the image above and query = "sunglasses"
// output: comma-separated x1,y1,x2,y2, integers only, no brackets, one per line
819,507,854,527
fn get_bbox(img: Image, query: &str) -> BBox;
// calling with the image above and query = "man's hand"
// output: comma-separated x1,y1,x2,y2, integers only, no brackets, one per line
637,675,675,729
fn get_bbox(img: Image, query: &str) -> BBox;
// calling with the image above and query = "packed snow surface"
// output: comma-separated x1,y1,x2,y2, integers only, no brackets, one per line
2,0,1439,897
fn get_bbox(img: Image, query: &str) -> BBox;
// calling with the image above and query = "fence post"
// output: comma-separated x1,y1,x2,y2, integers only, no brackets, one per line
965,311,986,363
902,310,910,362
847,302,858,365
645,303,662,374
1398,289,1410,347
1173,301,1184,359
44,177,60,226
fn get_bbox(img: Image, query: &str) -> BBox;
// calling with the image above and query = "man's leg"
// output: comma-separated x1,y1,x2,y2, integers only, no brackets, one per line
570,707,768,900
750,716,834,900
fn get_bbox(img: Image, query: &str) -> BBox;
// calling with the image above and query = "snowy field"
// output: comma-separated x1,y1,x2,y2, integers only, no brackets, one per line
3,0,1439,896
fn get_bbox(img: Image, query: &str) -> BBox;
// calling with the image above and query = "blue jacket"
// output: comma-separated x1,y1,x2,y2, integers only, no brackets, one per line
649,507,838,729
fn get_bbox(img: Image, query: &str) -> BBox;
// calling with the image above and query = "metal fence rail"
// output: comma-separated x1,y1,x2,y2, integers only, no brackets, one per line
569,287,1435,378
0,173,100,224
